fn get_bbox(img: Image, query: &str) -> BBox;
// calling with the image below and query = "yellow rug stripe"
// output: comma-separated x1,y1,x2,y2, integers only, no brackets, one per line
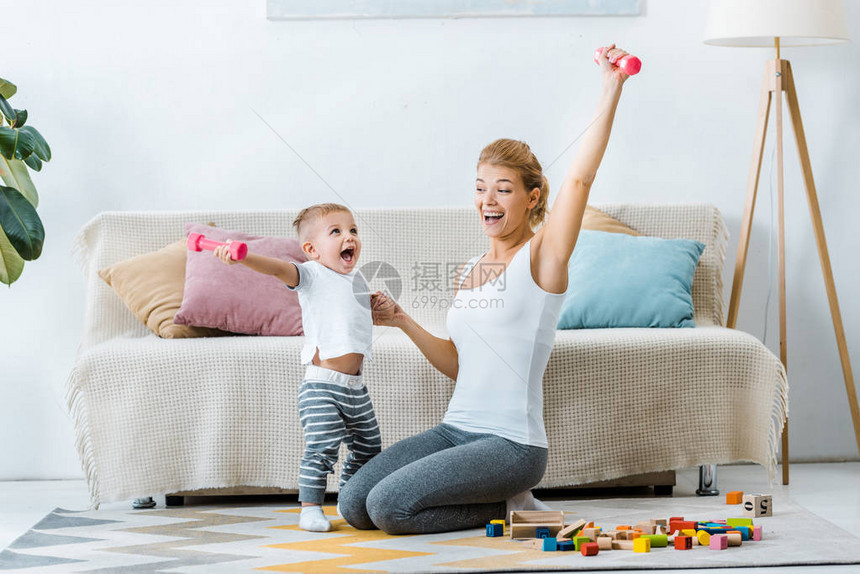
259,508,431,573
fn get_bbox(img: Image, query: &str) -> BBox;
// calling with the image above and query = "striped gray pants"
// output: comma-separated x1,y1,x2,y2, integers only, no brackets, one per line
298,365,382,504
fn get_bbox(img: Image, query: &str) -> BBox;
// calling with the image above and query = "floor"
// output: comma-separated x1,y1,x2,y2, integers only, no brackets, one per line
2,462,858,573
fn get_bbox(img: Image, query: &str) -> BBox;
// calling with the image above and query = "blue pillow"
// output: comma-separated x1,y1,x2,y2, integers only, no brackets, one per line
557,230,705,329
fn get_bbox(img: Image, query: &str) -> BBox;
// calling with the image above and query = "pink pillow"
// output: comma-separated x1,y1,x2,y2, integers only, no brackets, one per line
174,223,307,336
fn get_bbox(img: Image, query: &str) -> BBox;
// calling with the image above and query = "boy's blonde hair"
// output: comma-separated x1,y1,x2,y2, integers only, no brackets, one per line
292,203,352,242
477,138,549,228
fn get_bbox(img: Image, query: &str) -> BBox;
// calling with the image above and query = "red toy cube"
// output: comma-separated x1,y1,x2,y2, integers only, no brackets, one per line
581,542,599,556
674,535,693,550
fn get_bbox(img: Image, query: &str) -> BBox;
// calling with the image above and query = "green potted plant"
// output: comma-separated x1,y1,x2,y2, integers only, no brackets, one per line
0,77,49,286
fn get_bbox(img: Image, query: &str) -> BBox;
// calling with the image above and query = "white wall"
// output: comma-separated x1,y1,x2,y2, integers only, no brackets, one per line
1,0,858,479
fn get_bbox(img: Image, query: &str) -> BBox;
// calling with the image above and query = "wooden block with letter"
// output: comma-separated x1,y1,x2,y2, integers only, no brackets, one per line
509,511,565,539
742,494,773,517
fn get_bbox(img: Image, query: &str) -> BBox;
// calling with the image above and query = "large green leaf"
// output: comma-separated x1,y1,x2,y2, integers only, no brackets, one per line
8,159,38,206
18,126,50,161
0,155,14,188
12,109,27,128
24,154,42,172
0,224,25,285
0,126,34,160
0,96,15,124
0,185,44,260
0,78,16,100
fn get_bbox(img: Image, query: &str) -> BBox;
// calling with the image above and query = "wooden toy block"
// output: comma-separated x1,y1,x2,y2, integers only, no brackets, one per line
670,520,697,532
556,519,587,541
650,518,668,527
542,537,558,551
753,525,763,541
709,534,729,550
612,540,635,550
584,521,595,529
535,527,551,539
631,532,643,541
727,517,755,528
603,530,621,540
726,490,744,504
597,536,613,550
573,536,591,552
490,519,506,534
681,529,697,537
486,523,503,537
617,525,632,530
674,535,693,550
581,527,601,541
633,538,651,553
636,521,654,534
742,494,773,517
509,511,565,539
557,540,575,551
669,516,684,522
642,534,668,548
726,531,743,547
734,526,752,540
696,530,711,546
581,542,599,556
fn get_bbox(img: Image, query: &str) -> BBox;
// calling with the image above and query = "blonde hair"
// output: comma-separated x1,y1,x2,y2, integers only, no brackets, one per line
292,203,351,241
477,138,549,228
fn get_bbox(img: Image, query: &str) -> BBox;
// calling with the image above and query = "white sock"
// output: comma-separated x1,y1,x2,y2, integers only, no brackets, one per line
505,490,553,522
299,505,331,532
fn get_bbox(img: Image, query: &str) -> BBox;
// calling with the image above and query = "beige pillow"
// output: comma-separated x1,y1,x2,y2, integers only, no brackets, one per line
99,237,229,339
582,205,640,236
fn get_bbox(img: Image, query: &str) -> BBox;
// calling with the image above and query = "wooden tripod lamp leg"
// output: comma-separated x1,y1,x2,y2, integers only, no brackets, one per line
782,61,860,456
774,61,789,485
727,61,774,329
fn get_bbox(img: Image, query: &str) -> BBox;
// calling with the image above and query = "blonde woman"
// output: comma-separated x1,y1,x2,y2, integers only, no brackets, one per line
339,45,632,534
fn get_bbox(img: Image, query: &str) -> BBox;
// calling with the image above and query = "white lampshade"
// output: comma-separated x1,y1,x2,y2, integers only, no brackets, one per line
705,0,850,47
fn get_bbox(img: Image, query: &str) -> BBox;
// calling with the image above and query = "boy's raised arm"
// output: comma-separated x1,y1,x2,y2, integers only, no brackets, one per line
214,242,301,288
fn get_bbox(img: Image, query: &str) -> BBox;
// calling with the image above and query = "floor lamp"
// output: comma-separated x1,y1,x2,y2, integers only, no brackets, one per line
705,0,859,486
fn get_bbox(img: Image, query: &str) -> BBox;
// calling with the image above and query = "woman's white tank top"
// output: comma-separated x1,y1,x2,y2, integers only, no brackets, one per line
443,239,567,447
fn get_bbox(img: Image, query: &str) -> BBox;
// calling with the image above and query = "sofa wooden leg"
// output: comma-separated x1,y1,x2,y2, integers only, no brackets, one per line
696,464,719,496
165,495,185,507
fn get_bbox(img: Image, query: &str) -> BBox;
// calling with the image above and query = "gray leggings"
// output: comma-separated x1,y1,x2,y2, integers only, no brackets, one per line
338,423,547,534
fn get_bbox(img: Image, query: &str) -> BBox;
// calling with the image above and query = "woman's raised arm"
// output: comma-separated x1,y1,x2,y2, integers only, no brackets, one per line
537,45,630,270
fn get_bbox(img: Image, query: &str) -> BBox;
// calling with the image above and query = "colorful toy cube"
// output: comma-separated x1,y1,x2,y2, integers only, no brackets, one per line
726,491,744,504
535,527,551,539
581,542,599,556
742,494,773,517
542,537,558,551
675,535,693,550
486,523,503,537
709,534,729,550
633,538,651,553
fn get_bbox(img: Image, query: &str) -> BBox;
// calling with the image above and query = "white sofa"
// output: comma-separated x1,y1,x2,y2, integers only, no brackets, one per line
68,204,788,507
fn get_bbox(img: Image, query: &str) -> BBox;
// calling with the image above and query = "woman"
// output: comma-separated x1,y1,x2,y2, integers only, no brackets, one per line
339,44,632,534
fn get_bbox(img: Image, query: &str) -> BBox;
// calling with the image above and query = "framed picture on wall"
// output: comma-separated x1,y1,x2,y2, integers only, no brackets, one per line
267,0,642,20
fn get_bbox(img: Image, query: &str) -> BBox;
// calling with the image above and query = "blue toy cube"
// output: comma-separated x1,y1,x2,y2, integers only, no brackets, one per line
557,540,575,551
486,523,503,537
535,527,551,539
542,537,558,551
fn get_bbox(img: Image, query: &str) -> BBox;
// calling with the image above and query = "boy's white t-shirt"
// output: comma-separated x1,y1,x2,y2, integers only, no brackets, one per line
287,260,373,365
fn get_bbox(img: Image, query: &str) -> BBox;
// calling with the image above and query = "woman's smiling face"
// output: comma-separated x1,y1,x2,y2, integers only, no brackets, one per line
475,163,539,238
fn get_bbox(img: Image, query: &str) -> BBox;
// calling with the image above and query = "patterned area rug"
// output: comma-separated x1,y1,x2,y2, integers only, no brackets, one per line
2,495,859,572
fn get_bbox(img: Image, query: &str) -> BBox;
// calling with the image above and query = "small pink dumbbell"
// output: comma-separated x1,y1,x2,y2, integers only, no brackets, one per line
186,232,248,261
594,47,642,76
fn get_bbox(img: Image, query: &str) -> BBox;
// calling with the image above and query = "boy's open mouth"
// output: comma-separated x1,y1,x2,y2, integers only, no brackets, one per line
341,247,355,263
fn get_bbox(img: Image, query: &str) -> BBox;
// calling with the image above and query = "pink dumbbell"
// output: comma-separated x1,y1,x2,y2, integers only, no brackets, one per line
186,232,248,261
594,47,642,76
